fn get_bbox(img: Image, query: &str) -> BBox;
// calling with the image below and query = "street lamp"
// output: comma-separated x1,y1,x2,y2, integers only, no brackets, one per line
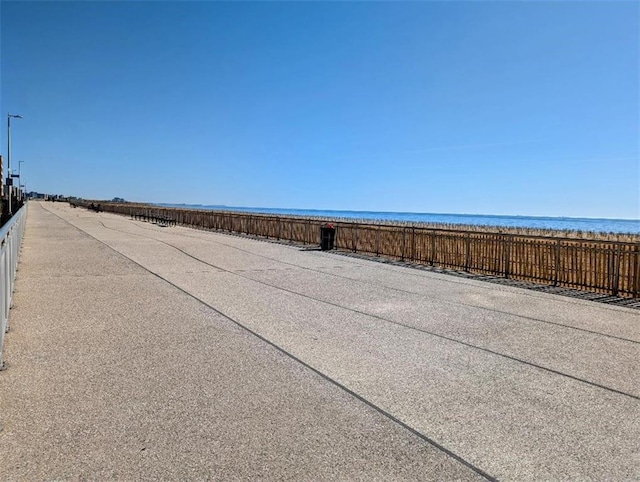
7,113,23,216
18,161,24,201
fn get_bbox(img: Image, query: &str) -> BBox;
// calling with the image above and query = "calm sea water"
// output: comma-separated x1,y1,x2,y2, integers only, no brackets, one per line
159,204,640,234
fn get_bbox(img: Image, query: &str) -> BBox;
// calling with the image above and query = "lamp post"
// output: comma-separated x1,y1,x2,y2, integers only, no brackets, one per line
7,113,23,216
18,161,24,201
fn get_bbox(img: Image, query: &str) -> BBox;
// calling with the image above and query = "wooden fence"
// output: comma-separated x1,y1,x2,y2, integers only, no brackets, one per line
79,202,640,298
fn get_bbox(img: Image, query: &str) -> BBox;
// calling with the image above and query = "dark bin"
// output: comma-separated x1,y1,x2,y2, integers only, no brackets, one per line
320,223,336,251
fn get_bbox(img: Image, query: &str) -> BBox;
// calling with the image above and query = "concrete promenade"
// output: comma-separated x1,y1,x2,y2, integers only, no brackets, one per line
1,201,639,480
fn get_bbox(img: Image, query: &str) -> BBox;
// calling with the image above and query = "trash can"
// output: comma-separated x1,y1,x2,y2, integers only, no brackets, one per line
320,223,336,251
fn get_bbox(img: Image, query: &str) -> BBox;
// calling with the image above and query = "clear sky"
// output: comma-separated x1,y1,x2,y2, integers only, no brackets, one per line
1,1,638,219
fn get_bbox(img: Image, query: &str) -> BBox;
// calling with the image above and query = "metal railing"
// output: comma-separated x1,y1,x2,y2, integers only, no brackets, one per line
0,203,28,369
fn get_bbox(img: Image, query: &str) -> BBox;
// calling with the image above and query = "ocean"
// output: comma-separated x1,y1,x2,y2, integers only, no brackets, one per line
158,204,640,234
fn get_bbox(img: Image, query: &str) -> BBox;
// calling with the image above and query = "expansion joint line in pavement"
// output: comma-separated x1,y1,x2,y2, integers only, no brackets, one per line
96,217,640,403
125,218,640,346
39,204,498,482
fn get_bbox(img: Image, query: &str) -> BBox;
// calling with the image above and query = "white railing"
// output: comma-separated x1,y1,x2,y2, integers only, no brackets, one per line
0,203,28,369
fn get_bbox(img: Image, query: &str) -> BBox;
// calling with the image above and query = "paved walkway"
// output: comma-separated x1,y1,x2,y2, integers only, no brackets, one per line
1,201,639,480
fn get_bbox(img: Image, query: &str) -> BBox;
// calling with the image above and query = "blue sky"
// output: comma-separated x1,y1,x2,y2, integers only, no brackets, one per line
1,1,638,218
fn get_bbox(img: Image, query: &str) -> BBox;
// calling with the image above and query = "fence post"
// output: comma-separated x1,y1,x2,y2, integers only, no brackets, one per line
376,226,380,257
612,244,622,296
430,230,436,266
353,224,358,253
634,245,640,298
463,232,471,273
289,222,293,243
553,239,561,286
401,228,406,261
504,235,511,279
411,227,416,262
